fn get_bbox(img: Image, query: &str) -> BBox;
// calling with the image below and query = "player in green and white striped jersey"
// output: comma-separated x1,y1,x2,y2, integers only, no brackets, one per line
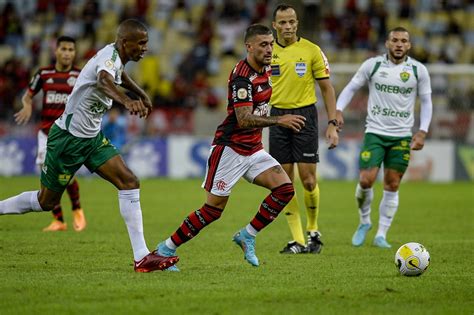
336,27,433,249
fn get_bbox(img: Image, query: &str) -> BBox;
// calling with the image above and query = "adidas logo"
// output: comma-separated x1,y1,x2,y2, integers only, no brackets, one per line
46,78,54,84
257,86,263,92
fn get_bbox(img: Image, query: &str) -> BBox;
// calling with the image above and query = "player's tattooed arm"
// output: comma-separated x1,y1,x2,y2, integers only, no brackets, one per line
235,106,306,132
235,105,278,128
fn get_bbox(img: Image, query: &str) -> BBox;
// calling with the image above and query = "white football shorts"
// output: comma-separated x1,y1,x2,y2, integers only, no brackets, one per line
201,145,280,196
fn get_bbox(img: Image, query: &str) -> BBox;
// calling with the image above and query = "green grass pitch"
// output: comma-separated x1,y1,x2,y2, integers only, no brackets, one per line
0,177,473,314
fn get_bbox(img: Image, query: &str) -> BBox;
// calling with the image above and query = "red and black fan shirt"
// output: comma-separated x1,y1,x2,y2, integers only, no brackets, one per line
28,65,81,134
213,59,272,156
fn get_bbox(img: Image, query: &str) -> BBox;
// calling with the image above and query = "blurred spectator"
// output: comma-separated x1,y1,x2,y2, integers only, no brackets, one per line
1,2,24,55
82,0,100,41
102,106,127,151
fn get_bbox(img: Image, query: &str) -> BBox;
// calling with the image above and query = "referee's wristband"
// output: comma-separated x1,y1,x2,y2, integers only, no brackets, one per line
328,119,338,127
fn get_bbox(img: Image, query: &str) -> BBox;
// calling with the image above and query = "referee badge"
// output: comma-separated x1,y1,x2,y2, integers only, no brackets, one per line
295,62,307,77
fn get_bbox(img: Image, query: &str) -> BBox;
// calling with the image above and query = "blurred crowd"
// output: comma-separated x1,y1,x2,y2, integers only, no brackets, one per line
0,0,472,141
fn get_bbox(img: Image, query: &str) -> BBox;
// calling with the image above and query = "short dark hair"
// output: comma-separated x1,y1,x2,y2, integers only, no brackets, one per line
272,3,296,20
244,24,272,43
387,26,410,39
117,19,148,39
56,35,76,47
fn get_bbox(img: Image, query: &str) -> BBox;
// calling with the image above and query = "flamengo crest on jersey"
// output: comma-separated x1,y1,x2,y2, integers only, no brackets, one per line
55,44,125,138
352,54,431,137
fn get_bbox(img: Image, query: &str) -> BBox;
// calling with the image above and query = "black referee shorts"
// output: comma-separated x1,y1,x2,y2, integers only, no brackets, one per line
269,104,319,164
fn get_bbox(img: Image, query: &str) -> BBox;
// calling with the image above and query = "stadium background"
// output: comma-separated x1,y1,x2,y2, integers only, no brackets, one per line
0,0,472,181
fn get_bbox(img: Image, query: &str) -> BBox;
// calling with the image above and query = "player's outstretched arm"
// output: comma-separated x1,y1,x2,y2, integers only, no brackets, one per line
14,91,34,125
235,106,305,132
97,70,148,118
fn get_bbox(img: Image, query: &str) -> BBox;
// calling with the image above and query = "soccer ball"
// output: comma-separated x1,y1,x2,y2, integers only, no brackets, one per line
395,242,430,276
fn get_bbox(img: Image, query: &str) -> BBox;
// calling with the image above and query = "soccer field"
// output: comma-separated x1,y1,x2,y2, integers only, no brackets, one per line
0,177,472,314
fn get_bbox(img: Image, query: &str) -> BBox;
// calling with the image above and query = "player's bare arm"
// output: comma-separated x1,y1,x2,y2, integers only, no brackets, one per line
318,78,339,148
97,70,148,118
411,130,427,150
121,71,152,116
235,106,305,132
14,91,34,125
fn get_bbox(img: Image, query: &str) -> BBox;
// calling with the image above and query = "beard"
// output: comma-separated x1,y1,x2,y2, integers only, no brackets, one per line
389,50,407,61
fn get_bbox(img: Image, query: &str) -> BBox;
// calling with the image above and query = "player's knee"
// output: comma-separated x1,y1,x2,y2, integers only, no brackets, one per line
384,182,400,191
302,178,316,191
119,174,140,190
359,177,374,189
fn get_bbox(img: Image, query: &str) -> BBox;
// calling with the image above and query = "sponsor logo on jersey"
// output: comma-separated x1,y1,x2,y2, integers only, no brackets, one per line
375,83,413,95
90,101,108,117
249,73,258,82
46,91,69,104
46,78,54,84
272,53,279,60
371,104,410,118
400,71,410,82
253,102,269,117
379,71,389,78
295,62,306,77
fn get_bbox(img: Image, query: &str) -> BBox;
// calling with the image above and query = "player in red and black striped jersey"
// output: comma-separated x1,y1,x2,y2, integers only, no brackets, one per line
14,36,87,232
156,24,306,270
213,58,273,155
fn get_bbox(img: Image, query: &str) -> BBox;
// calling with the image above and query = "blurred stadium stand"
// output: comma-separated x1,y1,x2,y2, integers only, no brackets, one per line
0,0,472,145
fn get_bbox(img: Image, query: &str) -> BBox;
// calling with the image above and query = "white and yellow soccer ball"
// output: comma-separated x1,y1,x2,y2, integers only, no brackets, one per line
395,242,430,276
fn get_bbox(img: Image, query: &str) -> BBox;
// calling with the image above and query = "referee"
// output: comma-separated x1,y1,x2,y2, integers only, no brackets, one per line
269,4,339,254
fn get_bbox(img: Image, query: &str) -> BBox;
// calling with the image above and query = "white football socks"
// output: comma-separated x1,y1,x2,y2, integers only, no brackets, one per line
118,189,149,261
376,190,399,238
355,183,373,225
245,224,258,237
0,191,43,214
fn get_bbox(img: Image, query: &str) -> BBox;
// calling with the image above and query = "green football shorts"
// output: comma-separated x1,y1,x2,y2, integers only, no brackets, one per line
41,124,120,192
359,133,412,173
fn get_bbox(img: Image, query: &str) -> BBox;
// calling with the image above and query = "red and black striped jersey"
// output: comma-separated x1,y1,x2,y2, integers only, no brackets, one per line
28,65,81,134
213,59,272,155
